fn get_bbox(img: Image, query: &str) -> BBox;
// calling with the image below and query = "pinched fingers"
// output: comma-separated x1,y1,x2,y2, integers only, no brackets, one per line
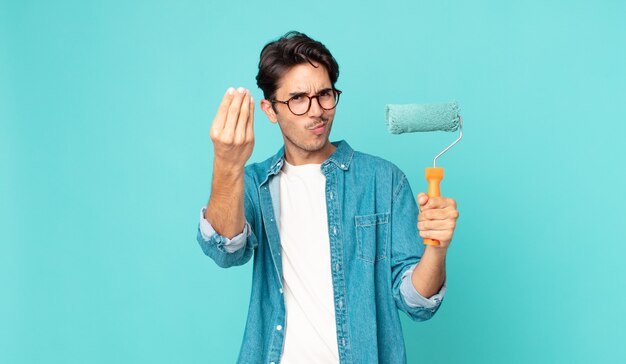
209,87,256,167
234,91,252,145
222,87,249,141
210,87,236,139
246,96,255,143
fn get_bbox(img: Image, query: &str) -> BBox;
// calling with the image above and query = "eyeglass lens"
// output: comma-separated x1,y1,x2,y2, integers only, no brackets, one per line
288,90,339,115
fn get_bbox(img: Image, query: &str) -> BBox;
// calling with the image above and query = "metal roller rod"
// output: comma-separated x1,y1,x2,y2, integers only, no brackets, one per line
433,116,463,168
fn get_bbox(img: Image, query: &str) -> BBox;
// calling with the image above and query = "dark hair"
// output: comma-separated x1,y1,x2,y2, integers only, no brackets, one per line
256,31,339,101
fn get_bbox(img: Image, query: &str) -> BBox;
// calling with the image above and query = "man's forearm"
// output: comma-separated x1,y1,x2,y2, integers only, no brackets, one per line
205,161,246,239
411,246,447,298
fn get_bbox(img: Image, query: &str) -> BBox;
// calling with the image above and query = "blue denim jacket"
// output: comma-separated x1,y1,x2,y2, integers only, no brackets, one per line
197,140,446,363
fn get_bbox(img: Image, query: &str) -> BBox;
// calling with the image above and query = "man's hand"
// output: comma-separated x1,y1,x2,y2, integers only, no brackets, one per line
417,192,459,249
204,87,255,238
209,87,255,169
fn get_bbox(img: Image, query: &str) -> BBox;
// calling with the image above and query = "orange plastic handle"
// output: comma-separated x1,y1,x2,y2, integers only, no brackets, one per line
424,167,444,246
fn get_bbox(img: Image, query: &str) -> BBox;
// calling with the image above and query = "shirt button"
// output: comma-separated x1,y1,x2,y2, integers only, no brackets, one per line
333,226,337,235
279,288,283,294
271,362,275,364
342,338,346,346
341,164,346,169
335,263,340,272
330,192,333,200
276,325,282,331
338,299,343,308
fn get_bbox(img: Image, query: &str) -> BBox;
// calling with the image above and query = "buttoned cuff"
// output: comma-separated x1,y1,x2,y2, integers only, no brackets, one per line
400,263,447,309
199,207,249,253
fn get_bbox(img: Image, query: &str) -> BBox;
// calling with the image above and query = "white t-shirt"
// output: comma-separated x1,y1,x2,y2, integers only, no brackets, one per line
279,161,339,363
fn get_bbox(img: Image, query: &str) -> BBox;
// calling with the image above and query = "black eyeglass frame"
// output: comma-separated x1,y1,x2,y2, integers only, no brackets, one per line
270,89,342,116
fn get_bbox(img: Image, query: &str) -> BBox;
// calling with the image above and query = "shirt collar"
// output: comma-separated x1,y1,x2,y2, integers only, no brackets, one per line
323,140,353,172
267,147,285,176
266,140,354,177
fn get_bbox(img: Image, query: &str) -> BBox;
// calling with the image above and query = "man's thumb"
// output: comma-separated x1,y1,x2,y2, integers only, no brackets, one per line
417,192,428,206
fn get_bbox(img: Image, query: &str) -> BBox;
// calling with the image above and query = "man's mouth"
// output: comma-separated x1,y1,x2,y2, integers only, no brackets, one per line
308,120,327,135
308,122,326,135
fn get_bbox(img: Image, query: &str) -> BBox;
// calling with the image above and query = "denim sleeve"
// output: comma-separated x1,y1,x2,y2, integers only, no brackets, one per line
198,207,248,253
196,203,257,268
399,263,447,309
390,174,445,321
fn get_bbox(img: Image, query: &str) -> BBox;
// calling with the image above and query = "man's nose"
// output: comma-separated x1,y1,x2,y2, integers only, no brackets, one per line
307,96,323,117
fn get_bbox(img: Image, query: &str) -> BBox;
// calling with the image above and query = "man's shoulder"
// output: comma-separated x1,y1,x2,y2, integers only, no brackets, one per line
351,149,405,177
349,149,412,202
242,145,285,185
243,156,274,181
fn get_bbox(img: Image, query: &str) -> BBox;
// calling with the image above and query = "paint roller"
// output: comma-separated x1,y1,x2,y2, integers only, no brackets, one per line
385,101,463,246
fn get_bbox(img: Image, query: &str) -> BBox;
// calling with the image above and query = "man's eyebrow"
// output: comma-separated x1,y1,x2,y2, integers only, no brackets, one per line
288,91,308,97
288,88,332,97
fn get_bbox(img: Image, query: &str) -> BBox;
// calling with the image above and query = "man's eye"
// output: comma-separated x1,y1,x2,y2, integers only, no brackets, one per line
291,95,302,101
319,90,331,96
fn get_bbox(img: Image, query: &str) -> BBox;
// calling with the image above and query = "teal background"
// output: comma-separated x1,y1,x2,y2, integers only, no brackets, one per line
2,0,625,363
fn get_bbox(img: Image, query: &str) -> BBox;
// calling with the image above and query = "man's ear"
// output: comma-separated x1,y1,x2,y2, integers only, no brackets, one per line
260,99,278,124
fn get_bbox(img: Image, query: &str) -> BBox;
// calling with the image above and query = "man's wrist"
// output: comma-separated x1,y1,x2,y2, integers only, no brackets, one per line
212,158,245,179
424,244,448,259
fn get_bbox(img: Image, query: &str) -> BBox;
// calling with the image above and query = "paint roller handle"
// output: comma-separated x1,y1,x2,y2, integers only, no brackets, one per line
423,167,444,246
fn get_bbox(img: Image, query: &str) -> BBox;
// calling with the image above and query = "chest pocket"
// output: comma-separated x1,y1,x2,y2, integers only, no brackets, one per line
355,212,390,263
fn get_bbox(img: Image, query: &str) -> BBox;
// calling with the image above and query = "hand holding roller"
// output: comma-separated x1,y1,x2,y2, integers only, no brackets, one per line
385,101,463,246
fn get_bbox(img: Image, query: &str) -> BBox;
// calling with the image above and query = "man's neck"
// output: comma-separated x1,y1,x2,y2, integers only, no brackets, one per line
283,141,336,165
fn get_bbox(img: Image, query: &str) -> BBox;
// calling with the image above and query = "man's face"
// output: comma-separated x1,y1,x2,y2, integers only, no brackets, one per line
261,62,337,162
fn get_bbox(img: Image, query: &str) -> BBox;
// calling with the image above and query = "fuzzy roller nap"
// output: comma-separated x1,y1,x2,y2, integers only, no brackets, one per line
384,101,463,246
385,102,460,134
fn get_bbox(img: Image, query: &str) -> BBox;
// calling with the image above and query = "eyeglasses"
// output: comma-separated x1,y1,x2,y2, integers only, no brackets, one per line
271,89,342,116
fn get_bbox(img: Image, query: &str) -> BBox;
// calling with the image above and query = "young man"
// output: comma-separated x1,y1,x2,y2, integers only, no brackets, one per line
197,31,459,363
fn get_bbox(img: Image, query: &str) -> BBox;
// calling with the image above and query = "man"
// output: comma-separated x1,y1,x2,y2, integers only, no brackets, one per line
197,31,459,363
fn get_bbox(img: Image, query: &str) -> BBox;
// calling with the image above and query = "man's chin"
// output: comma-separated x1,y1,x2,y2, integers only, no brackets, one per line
305,138,330,152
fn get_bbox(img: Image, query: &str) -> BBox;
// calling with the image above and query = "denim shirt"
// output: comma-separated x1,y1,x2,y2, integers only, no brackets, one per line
197,140,446,364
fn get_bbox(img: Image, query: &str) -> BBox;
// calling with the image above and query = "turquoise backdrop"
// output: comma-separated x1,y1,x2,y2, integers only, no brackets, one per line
2,0,625,363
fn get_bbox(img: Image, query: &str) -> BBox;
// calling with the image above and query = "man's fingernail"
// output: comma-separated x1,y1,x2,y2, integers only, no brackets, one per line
237,87,245,93
227,87,235,95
